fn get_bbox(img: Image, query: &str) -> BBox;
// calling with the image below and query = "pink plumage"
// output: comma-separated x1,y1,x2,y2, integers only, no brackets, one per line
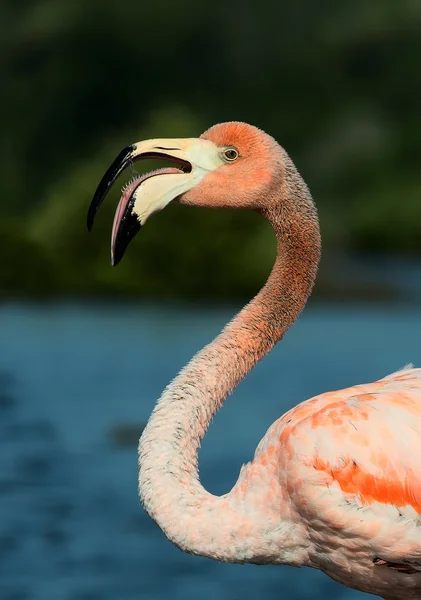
89,122,421,600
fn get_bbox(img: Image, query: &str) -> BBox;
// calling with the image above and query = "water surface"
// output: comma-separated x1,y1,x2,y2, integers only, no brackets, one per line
0,302,419,600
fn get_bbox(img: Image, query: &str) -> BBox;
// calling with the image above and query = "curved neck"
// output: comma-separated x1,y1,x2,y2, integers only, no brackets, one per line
138,160,321,563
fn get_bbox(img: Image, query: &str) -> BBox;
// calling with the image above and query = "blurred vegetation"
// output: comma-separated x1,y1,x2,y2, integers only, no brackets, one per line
1,0,421,301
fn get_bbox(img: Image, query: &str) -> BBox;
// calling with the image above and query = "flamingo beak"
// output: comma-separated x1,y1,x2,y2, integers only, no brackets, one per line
87,137,223,266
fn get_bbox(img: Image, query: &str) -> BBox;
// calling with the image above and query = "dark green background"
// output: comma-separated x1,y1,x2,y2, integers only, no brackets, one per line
2,0,420,301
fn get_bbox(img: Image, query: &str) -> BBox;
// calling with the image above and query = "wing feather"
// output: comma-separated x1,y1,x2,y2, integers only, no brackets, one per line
275,367,421,514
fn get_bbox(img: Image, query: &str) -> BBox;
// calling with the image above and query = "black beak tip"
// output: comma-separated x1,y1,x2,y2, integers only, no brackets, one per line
87,144,136,233
111,242,125,267
87,197,98,231
87,214,94,232
110,253,120,267
111,211,142,268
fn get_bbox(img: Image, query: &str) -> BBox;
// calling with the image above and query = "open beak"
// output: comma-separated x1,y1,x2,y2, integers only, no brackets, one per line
87,137,222,266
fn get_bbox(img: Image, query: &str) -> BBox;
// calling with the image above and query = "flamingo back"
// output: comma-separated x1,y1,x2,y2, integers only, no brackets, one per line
252,366,421,575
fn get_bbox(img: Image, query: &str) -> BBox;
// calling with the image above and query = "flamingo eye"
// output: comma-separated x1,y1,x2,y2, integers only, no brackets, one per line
223,147,239,162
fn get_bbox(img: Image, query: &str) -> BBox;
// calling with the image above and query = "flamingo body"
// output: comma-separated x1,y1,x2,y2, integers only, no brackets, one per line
241,366,421,596
88,121,421,599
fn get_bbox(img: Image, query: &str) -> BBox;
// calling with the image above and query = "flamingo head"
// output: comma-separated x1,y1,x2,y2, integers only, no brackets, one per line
87,122,284,266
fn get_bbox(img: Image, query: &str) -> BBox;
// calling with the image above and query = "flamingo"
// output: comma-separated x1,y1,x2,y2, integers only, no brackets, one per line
87,122,421,599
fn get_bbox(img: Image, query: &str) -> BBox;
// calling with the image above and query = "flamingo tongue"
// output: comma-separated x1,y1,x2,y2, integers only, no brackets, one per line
111,179,141,267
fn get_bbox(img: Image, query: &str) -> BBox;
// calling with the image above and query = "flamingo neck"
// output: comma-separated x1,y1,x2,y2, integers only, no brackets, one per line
138,158,321,563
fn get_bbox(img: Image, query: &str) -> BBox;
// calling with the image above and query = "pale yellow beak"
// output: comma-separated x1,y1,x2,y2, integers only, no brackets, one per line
87,137,223,265
129,137,222,225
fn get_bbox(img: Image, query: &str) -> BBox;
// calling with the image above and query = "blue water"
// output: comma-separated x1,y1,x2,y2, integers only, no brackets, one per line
0,302,420,600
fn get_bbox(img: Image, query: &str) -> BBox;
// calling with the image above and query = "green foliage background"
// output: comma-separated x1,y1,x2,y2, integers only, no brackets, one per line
2,0,420,300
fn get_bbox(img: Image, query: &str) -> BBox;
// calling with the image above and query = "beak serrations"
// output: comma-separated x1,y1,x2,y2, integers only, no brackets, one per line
87,144,135,231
